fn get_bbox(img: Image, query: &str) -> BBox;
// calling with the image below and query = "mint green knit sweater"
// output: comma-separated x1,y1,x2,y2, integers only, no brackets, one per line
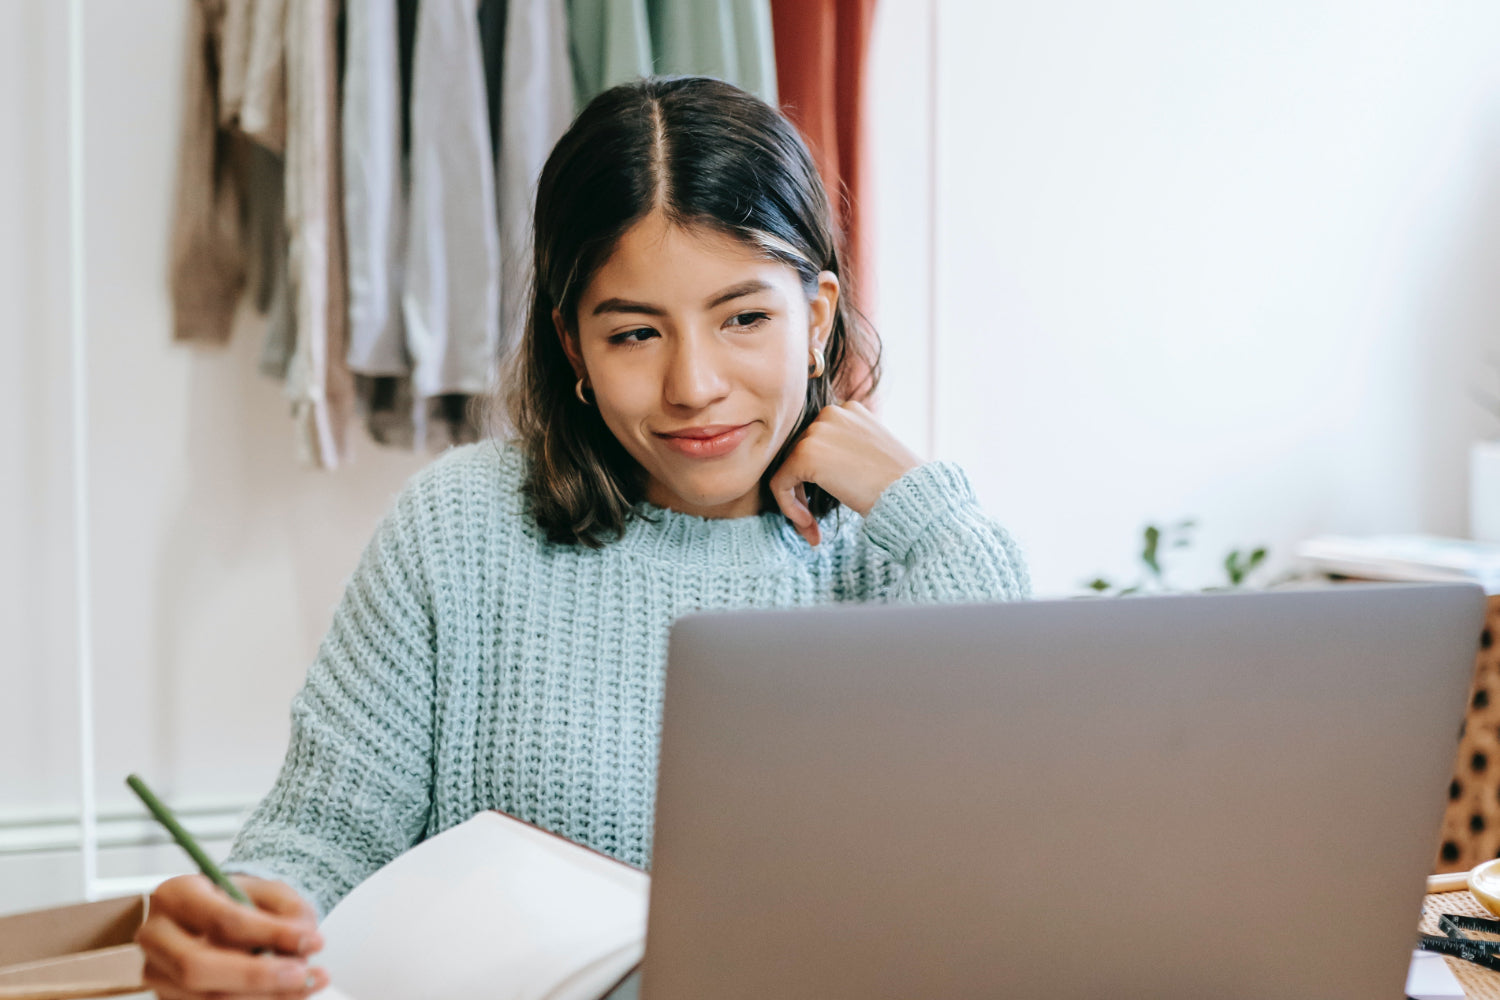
224,440,1030,915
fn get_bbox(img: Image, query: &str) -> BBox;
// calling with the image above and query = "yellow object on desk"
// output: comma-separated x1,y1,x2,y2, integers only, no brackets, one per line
1432,870,1476,894
1426,863,1500,914
1470,860,1500,917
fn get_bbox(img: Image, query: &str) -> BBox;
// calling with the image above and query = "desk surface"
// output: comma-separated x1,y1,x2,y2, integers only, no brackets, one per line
1424,891,1500,998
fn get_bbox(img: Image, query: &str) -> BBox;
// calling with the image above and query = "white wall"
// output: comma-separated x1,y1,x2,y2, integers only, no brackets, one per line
902,0,1500,596
5,0,1500,913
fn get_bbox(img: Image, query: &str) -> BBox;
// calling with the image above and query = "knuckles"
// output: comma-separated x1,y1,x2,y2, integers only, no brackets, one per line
205,909,236,944
175,955,215,993
152,873,208,911
139,962,179,999
136,914,177,952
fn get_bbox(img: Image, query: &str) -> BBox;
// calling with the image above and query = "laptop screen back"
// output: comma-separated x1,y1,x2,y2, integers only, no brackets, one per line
643,584,1483,1000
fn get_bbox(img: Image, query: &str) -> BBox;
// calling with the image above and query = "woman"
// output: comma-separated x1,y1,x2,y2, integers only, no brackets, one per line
136,76,1030,999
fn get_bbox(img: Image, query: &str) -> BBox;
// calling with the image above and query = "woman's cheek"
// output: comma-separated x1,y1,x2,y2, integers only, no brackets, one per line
593,356,657,419
742,328,805,395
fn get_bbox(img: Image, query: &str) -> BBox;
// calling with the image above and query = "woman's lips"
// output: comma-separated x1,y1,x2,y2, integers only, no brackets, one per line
655,423,752,458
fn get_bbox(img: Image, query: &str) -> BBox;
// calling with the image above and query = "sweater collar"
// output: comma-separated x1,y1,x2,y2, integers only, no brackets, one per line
613,500,811,569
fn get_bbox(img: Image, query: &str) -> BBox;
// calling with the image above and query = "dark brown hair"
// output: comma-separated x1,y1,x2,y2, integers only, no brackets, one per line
502,76,881,547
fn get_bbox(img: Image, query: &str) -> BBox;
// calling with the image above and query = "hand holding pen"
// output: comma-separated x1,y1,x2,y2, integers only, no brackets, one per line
127,774,329,999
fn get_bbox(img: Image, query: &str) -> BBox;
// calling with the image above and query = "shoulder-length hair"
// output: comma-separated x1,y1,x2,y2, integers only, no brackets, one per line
502,76,881,547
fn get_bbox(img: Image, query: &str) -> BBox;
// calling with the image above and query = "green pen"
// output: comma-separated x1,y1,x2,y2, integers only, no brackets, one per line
125,773,251,905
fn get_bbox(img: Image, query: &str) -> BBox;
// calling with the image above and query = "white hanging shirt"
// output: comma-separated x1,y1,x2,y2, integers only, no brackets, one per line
497,0,578,360
403,0,502,403
342,0,410,378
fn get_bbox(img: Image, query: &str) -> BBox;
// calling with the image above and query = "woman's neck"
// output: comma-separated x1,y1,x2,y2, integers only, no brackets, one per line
642,481,765,520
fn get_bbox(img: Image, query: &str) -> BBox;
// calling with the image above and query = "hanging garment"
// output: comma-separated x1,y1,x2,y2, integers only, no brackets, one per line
285,0,356,468
770,0,877,400
344,0,424,449
728,0,777,104
647,0,776,104
240,0,289,153
170,0,248,345
567,0,652,108
403,0,501,449
569,0,776,109
234,0,299,379
397,0,420,158
218,0,254,126
374,0,424,448
479,0,509,164
343,0,408,378
497,0,575,364
217,4,285,319
236,144,286,316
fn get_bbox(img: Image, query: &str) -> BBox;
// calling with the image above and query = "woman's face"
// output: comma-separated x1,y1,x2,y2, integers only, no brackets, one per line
560,210,838,519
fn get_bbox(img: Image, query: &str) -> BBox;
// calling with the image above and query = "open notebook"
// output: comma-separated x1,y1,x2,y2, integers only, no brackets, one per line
310,811,648,1000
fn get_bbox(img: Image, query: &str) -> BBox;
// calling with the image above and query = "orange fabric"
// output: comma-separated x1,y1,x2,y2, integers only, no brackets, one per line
770,1,839,195
834,0,875,291
770,0,878,402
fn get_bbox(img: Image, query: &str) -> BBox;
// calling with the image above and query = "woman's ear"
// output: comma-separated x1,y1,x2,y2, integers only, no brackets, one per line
808,271,840,354
553,307,585,377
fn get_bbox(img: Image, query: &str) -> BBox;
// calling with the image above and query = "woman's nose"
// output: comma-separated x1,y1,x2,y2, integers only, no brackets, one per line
662,336,730,409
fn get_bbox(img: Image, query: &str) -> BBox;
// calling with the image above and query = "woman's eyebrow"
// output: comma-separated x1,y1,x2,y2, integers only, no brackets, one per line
591,279,775,317
705,279,773,309
592,297,665,317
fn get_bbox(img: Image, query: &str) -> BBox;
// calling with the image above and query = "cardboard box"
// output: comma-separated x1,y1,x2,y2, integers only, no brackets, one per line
0,895,146,999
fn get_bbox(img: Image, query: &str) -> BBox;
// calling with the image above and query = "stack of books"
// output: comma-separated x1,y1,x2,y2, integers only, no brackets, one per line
1296,535,1500,594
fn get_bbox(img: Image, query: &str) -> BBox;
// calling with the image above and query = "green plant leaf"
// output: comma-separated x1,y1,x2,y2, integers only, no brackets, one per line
1225,550,1245,586
1142,525,1162,577
1086,578,1111,592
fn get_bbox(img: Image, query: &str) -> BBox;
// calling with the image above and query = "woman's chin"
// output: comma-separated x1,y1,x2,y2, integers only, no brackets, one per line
647,474,765,518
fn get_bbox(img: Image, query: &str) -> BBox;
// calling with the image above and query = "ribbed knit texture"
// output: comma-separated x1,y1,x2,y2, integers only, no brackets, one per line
224,440,1030,915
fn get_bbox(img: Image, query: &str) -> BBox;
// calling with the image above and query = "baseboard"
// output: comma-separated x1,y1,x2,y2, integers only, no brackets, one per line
0,802,252,857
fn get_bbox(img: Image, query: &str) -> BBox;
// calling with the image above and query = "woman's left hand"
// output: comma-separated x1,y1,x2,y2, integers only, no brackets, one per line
768,400,923,546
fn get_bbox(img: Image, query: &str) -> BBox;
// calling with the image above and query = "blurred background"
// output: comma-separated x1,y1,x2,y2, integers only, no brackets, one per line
4,0,1499,912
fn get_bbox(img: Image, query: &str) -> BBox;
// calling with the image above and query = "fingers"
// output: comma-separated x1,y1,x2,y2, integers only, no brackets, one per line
240,877,320,929
768,404,859,545
139,874,327,999
768,454,820,547
163,876,321,956
793,483,821,547
143,959,328,1000
137,912,327,998
769,398,916,539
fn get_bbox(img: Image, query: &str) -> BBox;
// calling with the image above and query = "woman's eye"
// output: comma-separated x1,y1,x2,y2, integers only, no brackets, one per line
727,311,771,330
609,328,658,345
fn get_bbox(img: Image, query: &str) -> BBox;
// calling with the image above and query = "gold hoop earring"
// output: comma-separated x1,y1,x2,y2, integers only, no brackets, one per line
575,378,592,406
808,347,826,379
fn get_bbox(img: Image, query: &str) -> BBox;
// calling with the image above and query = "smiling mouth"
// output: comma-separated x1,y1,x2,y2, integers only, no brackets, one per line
654,424,753,459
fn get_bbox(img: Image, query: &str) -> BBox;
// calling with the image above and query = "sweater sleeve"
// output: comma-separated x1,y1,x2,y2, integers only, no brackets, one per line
858,461,1032,605
222,486,438,918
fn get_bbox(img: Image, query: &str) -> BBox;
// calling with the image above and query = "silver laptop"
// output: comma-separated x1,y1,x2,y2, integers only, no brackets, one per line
640,583,1485,1000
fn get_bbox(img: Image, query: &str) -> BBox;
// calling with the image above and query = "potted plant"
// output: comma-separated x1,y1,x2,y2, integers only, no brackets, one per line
1085,519,1271,595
